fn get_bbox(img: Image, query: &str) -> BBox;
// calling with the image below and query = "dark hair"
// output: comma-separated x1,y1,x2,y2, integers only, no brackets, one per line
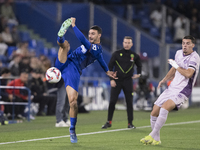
0,67,10,75
183,35,195,44
90,25,102,34
124,36,132,40
32,68,42,74
20,68,29,74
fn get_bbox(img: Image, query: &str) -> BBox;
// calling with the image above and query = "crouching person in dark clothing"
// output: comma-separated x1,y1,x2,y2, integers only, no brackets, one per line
29,69,56,116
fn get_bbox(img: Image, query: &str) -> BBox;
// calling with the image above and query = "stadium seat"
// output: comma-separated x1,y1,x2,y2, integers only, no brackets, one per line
106,5,126,18
142,5,150,14
165,35,173,43
137,10,147,19
165,30,173,43
150,27,160,37
132,6,138,20
19,31,31,42
29,39,37,49
48,47,58,58
40,47,49,56
36,40,44,49
0,55,8,64
141,18,153,29
7,46,17,57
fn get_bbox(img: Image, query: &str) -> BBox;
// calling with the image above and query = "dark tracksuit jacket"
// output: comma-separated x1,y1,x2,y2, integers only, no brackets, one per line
108,48,142,123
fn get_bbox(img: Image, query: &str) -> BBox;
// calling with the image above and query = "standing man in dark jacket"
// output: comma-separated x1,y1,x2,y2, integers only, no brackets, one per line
102,36,142,129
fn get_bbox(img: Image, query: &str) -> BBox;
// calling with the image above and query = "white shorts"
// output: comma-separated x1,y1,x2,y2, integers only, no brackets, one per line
154,89,188,109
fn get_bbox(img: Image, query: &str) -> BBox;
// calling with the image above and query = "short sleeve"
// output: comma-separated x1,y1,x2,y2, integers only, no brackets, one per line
188,55,199,71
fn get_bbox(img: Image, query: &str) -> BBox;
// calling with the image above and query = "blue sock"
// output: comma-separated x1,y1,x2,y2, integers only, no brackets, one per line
57,36,65,43
70,117,77,131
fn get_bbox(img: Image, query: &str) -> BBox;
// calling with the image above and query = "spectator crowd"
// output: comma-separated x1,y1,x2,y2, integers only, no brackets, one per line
0,0,57,120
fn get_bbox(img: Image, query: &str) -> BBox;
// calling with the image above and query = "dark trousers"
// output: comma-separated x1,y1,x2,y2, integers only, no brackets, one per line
32,95,56,115
5,96,26,116
56,83,69,123
107,78,133,124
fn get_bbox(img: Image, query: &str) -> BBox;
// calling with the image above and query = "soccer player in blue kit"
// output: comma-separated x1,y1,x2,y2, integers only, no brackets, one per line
55,17,117,143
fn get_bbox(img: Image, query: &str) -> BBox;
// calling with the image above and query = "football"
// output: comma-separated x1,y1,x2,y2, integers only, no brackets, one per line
45,67,61,83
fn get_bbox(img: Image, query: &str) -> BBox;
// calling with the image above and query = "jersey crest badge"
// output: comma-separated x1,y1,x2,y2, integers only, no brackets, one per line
130,54,134,62
92,44,97,51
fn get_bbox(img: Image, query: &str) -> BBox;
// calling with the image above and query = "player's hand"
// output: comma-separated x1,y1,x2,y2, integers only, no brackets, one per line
106,71,118,79
168,59,179,69
157,79,165,89
71,17,76,27
110,80,117,87
132,74,141,79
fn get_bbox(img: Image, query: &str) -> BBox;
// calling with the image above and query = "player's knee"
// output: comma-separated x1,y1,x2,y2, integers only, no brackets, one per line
70,101,78,109
150,111,158,117
150,108,159,117
69,98,78,109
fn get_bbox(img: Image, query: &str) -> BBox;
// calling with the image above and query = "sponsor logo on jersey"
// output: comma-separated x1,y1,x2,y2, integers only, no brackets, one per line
81,45,87,54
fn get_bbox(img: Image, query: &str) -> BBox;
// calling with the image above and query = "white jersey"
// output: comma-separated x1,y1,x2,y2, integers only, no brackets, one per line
168,50,200,97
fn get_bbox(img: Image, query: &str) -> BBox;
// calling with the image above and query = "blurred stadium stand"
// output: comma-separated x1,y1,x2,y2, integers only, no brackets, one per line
12,0,200,85
14,2,159,79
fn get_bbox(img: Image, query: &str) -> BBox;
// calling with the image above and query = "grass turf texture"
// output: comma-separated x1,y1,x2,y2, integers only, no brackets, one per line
0,107,200,150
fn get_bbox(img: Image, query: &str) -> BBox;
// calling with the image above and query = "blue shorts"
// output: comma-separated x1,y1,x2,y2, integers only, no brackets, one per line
55,58,80,92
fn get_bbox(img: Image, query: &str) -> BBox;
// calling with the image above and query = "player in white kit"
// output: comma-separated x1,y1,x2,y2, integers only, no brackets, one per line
140,35,200,145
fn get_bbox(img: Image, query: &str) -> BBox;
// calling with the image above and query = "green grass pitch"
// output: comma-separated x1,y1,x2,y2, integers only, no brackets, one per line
0,107,200,150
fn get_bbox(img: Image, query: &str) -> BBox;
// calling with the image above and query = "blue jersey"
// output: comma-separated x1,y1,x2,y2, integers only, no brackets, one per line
55,26,109,91
68,44,103,74
68,26,109,74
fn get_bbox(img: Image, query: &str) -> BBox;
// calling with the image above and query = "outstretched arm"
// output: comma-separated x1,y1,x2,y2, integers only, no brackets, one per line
158,67,176,88
97,54,118,79
97,54,109,72
71,17,91,50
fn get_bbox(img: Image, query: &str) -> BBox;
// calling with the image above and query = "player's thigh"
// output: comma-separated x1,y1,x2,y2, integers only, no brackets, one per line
161,99,176,111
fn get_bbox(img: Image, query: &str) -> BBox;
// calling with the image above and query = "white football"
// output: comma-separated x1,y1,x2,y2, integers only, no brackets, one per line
46,67,61,83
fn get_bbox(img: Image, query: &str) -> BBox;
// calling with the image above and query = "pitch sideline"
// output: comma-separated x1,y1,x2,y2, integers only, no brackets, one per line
0,120,200,145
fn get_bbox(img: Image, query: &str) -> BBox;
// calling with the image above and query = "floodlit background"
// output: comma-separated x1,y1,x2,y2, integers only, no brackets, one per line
0,1,200,149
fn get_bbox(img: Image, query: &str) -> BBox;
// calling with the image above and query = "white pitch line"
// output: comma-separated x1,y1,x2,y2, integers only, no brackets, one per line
0,120,200,145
